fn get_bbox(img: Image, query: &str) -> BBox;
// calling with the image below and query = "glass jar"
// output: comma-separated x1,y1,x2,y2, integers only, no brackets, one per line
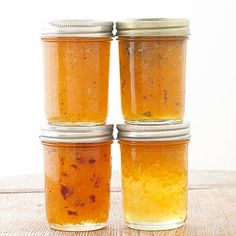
117,122,190,230
41,20,113,126
40,124,113,231
116,19,190,123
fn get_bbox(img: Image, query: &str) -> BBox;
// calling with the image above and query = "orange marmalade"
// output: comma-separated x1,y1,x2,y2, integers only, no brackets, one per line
42,20,113,125
116,19,190,123
40,125,113,231
117,122,190,230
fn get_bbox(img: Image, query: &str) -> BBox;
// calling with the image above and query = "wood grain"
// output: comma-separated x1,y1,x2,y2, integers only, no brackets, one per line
0,171,236,236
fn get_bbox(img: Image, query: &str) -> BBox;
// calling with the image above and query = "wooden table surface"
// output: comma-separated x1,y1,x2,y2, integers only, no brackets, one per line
0,170,236,236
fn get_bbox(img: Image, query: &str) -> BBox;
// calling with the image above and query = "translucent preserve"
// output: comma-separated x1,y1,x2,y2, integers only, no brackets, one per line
40,125,113,231
116,19,190,123
120,140,188,230
117,122,190,230
42,20,113,125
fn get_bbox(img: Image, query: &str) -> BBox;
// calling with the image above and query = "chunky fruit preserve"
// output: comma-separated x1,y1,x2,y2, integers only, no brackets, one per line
40,124,113,231
43,141,111,226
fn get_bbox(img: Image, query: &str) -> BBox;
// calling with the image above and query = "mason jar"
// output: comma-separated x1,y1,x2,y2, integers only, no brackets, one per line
40,124,113,231
117,122,190,230
116,18,190,123
42,20,113,126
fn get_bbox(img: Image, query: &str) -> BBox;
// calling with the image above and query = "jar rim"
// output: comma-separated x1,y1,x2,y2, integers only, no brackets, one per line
41,19,114,38
40,124,114,143
116,18,190,37
117,121,190,142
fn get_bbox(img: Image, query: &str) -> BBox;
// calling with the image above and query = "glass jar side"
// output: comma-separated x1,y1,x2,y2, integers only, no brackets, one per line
42,37,112,126
119,139,189,230
42,140,112,231
118,36,188,123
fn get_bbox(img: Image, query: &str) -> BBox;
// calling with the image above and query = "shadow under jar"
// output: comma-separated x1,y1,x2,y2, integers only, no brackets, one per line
40,124,113,231
116,19,190,124
41,20,113,126
117,122,190,230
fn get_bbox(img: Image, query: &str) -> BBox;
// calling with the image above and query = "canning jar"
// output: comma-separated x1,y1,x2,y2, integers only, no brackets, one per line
40,125,113,231
117,122,190,230
41,20,113,126
116,19,190,123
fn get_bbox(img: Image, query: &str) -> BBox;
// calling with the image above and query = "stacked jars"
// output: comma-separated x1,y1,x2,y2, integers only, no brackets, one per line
40,20,114,231
116,19,191,230
40,18,191,232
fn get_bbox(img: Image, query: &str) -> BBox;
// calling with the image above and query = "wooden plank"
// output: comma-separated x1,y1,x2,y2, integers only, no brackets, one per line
0,171,236,235
0,185,236,235
0,174,44,193
0,192,122,236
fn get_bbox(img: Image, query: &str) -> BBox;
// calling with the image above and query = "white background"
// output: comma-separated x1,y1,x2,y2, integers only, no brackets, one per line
0,0,236,177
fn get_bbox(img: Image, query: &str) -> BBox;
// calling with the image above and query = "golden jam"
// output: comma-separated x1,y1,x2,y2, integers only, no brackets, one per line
120,140,188,230
117,121,190,230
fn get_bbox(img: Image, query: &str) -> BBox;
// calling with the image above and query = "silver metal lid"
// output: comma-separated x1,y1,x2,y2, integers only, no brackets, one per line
40,124,114,143
117,121,190,141
41,20,114,38
116,18,190,37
